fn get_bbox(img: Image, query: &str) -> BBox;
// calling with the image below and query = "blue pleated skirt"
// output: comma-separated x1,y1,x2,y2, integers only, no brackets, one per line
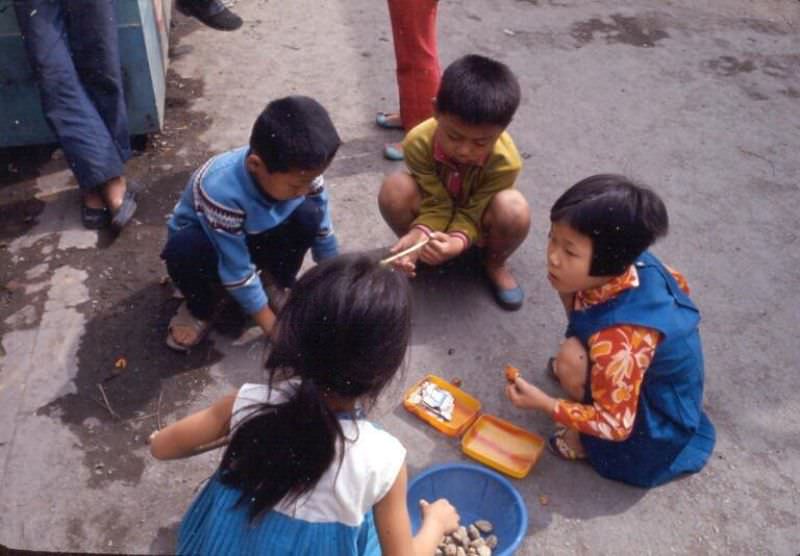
178,474,381,555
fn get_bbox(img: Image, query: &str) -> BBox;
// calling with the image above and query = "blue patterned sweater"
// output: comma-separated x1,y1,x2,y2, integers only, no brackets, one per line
167,146,338,314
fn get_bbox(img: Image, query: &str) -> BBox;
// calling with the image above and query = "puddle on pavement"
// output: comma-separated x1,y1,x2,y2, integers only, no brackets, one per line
571,13,669,48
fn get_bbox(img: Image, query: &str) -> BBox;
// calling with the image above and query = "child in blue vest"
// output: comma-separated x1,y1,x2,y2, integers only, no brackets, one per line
161,96,341,351
505,174,715,487
150,254,460,554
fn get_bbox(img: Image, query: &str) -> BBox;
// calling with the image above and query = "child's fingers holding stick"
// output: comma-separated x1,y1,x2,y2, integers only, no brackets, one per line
419,232,463,265
394,255,418,277
419,232,447,264
381,235,431,276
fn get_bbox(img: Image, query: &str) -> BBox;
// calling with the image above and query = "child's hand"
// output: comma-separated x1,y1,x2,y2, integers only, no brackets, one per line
419,232,464,265
389,230,427,276
419,498,460,534
505,375,557,415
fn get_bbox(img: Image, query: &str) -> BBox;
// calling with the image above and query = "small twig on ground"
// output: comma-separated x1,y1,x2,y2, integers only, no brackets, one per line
156,390,164,431
126,401,190,424
126,411,159,423
738,147,776,176
97,383,121,420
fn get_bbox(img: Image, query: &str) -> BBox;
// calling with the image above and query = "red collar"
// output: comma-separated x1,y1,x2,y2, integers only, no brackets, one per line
433,136,489,169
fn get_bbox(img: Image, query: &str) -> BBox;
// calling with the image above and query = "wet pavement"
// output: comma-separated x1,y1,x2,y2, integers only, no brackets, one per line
1,1,799,554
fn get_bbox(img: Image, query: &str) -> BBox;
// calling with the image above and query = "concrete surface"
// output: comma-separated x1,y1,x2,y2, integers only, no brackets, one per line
1,0,799,554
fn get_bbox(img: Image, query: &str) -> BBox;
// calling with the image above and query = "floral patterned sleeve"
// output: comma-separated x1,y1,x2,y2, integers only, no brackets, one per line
665,265,690,295
552,325,661,441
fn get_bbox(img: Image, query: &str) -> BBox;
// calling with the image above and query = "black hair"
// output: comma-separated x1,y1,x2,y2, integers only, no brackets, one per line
550,174,669,276
435,54,521,128
218,254,412,520
249,95,342,173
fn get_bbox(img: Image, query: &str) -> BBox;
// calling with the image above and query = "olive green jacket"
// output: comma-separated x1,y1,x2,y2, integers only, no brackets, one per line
402,118,522,245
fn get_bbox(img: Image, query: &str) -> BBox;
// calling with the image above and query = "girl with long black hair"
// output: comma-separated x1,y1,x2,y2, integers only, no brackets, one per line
151,254,459,554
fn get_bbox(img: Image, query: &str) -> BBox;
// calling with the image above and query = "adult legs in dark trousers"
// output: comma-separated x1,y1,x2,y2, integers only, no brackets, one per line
161,199,322,349
13,0,139,231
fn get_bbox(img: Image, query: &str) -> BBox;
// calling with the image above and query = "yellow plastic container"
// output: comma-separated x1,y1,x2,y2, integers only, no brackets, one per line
403,374,545,478
461,415,544,479
403,375,481,437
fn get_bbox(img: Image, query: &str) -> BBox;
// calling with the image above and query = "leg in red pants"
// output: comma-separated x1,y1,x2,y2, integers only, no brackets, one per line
387,0,440,131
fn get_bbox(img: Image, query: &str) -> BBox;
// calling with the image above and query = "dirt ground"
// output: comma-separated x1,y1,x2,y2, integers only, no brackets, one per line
1,1,799,554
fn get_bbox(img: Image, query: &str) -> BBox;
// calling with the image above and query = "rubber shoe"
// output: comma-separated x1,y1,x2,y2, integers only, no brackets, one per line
375,112,404,130
492,283,524,311
383,143,404,161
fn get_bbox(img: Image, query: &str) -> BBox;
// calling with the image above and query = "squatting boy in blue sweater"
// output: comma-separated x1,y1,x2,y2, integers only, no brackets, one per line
161,96,341,351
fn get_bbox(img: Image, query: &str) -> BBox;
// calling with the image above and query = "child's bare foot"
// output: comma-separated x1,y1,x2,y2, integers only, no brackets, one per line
485,263,524,311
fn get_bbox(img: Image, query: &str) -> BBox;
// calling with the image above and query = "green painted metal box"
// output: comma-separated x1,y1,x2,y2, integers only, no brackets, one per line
0,0,171,147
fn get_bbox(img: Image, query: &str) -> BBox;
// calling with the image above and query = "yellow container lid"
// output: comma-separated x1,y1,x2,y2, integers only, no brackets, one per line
461,414,545,479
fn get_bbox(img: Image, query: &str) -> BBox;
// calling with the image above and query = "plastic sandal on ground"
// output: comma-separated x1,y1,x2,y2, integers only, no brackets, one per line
375,112,404,130
166,301,211,352
547,427,587,461
491,281,525,311
110,180,142,233
383,143,404,161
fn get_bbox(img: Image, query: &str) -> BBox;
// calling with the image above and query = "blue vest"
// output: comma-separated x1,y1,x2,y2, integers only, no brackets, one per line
567,251,715,487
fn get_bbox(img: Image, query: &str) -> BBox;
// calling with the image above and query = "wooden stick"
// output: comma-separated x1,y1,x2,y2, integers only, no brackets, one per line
380,236,430,266
96,384,120,420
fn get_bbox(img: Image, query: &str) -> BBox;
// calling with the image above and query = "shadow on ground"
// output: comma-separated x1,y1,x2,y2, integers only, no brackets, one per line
39,283,224,487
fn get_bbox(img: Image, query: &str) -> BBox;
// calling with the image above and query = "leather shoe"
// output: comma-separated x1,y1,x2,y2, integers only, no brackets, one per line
177,0,243,31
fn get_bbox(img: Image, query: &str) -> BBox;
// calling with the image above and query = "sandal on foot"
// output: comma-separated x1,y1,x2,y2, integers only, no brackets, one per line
110,181,141,233
166,302,210,352
375,112,404,130
383,143,404,161
547,427,586,461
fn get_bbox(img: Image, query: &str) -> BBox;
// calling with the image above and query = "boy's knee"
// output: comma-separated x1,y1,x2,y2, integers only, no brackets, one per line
485,189,531,234
378,172,420,213
290,198,324,236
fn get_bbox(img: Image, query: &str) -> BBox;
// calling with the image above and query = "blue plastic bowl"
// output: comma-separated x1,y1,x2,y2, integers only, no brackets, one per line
406,462,528,556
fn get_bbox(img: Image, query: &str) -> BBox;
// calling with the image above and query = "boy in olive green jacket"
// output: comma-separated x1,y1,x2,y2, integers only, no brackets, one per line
378,54,530,310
